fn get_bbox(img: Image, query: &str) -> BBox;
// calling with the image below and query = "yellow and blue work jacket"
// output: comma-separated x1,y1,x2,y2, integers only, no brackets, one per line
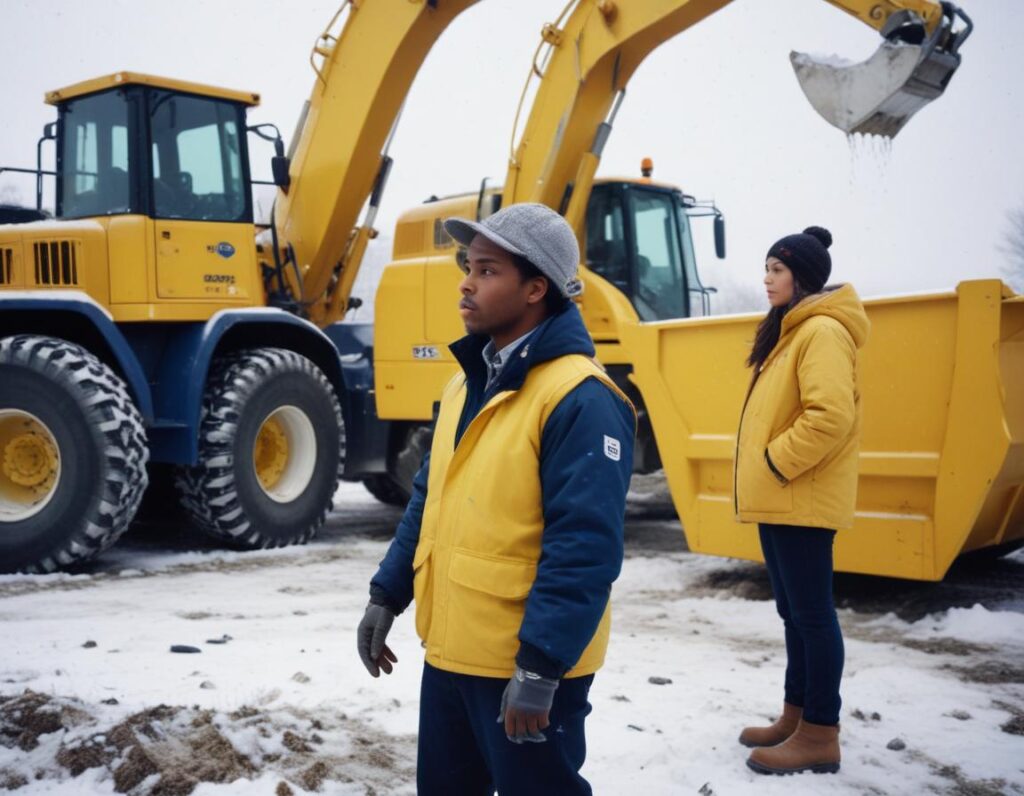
371,304,636,679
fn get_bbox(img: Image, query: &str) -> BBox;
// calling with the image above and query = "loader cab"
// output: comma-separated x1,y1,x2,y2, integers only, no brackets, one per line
52,79,255,224
40,73,263,312
585,180,720,320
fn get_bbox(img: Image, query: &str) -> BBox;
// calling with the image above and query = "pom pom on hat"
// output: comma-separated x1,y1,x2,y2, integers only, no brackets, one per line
802,226,832,249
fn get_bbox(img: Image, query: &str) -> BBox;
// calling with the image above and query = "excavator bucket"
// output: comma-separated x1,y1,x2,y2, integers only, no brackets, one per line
791,4,973,138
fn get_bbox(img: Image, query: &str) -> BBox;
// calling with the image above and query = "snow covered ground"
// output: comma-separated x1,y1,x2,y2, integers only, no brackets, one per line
1,481,1022,795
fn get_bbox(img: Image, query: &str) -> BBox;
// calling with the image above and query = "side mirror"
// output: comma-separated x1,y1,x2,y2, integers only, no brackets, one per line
271,155,291,191
42,122,57,140
714,214,726,259
248,123,291,191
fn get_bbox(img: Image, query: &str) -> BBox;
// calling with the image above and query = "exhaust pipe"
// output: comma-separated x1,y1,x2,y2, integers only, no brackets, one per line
791,3,973,138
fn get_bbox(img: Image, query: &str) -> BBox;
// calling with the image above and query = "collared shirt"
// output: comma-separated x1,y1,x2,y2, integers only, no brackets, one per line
482,327,539,393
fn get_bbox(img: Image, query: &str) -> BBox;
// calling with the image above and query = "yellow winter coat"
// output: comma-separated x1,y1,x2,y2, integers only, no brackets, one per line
734,284,870,530
412,355,631,679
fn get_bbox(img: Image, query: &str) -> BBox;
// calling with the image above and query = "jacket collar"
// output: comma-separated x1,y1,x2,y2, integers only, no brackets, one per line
760,284,870,371
449,302,595,394
780,283,869,346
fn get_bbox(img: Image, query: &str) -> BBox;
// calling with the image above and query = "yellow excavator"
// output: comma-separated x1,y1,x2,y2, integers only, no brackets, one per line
374,0,1022,581
376,0,975,438
1,0,1003,582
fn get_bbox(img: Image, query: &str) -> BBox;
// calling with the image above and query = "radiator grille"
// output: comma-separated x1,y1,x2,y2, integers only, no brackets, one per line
33,240,80,286
0,247,12,285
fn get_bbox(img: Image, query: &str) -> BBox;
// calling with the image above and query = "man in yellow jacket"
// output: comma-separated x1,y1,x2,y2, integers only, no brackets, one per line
357,203,635,795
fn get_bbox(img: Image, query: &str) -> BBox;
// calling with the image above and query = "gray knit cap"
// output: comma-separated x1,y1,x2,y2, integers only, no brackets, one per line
443,203,582,298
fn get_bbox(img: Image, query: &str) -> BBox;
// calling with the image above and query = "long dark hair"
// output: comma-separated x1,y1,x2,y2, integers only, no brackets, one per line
746,279,810,369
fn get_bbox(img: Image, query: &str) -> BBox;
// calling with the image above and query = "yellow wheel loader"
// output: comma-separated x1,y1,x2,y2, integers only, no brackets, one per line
0,1,483,572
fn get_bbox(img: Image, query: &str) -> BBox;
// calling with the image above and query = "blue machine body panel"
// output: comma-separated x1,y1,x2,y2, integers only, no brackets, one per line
322,321,391,479
0,297,357,466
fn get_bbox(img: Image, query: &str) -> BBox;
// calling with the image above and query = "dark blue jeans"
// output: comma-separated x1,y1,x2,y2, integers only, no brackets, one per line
417,662,594,795
759,524,844,726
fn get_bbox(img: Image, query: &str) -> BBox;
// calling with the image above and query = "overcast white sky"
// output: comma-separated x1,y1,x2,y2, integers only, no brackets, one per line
1,0,1021,302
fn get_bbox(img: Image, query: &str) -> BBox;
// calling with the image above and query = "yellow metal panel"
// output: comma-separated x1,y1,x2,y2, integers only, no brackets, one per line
424,255,464,344
962,292,1024,551
46,72,259,106
576,268,637,342
102,215,151,304
393,220,429,260
858,451,939,478
930,282,1013,575
375,259,427,357
393,193,475,260
594,340,628,365
0,244,24,288
375,361,459,422
376,253,467,420
109,303,254,322
17,220,110,306
154,221,257,302
693,495,933,580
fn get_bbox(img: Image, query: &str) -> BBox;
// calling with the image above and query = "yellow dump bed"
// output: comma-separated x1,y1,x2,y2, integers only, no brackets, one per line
623,280,1024,581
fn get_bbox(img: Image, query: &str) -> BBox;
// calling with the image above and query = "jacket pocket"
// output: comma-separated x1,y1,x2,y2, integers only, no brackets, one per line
412,538,434,642
445,550,536,667
737,420,794,514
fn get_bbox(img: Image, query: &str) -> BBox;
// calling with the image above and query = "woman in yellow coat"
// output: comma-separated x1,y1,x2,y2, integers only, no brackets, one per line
734,226,869,776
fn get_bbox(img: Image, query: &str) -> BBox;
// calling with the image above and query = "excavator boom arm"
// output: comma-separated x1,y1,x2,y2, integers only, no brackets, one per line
273,0,479,326
504,0,968,222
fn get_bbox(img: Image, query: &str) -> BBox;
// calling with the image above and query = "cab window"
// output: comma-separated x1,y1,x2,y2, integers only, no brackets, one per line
149,91,248,222
629,190,686,321
59,90,132,218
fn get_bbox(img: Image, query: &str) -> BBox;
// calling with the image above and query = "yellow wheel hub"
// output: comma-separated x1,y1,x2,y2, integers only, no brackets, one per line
0,411,61,521
250,405,317,504
4,432,58,489
254,416,289,491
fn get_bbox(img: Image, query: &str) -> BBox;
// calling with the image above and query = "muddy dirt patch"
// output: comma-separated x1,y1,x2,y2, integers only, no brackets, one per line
994,700,1024,737
900,638,996,657
932,763,1009,796
946,661,1024,685
0,690,92,751
688,566,774,601
843,625,1000,659
0,695,416,794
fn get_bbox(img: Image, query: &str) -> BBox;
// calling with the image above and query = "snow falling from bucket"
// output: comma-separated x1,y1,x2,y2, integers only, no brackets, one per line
847,132,894,189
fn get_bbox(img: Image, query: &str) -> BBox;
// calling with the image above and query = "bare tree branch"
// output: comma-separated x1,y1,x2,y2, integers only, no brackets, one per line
1000,204,1024,292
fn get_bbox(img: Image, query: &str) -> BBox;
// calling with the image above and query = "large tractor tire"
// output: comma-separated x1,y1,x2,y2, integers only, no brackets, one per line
362,424,432,507
0,336,149,573
362,474,408,507
176,348,343,548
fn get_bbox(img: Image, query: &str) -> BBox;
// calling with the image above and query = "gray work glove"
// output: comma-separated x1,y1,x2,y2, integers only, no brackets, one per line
497,667,559,744
357,601,397,677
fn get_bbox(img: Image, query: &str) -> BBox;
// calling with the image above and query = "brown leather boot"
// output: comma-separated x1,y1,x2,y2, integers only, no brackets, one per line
738,702,802,748
746,719,840,775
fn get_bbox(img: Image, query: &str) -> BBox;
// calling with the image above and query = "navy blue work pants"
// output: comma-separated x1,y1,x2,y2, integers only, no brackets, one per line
758,523,845,726
417,661,594,795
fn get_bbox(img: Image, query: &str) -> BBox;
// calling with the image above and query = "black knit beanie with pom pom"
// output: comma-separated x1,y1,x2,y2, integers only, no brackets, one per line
766,226,833,293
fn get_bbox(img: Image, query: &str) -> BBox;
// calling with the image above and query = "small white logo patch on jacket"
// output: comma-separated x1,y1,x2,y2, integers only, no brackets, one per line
603,435,621,462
